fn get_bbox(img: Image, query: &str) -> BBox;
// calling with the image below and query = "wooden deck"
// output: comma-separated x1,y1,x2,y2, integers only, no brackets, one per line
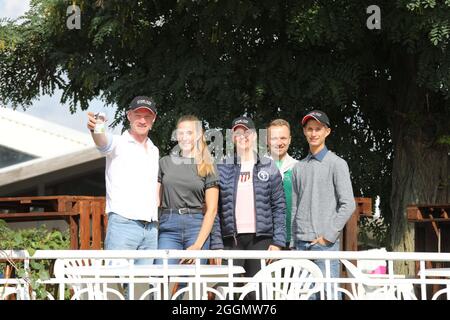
0,196,106,249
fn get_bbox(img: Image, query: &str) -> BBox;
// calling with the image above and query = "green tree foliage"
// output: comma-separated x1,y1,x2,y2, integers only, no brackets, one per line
358,216,389,250
1,0,449,255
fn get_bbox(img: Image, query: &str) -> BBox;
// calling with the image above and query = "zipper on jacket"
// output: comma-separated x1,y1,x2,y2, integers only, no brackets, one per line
252,162,259,237
232,160,241,247
253,157,271,238
252,159,275,240
233,233,238,247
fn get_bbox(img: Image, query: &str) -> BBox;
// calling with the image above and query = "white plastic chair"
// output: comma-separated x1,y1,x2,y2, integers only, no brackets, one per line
54,258,128,300
218,259,324,300
1,286,19,299
341,259,416,300
0,285,35,300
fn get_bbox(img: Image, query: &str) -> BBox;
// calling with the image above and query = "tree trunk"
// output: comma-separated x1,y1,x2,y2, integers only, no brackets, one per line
390,127,448,274
389,54,449,275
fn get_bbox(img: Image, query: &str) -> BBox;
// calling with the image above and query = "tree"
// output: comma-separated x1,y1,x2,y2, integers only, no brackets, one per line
1,0,449,272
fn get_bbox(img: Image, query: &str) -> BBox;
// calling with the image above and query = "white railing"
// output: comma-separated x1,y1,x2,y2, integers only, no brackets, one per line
1,249,450,300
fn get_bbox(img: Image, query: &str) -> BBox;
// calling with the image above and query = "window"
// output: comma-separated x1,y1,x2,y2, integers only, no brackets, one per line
0,145,36,169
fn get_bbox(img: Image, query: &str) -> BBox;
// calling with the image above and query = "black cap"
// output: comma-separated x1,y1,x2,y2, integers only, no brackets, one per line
231,116,256,131
129,96,157,116
301,110,330,127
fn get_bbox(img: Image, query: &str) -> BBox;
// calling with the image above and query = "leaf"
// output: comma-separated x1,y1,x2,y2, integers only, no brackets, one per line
14,233,23,245
30,260,42,270
17,269,26,278
38,269,50,281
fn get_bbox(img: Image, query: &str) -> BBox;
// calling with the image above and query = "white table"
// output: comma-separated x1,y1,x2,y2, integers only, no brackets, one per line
365,273,405,279
419,268,450,278
57,262,245,300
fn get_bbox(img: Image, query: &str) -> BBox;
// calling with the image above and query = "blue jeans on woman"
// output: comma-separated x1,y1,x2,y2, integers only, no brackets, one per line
156,211,209,300
295,239,341,300
156,211,210,265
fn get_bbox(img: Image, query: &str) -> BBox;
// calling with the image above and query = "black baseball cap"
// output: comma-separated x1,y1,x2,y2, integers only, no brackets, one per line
301,110,330,127
129,96,157,116
231,116,256,131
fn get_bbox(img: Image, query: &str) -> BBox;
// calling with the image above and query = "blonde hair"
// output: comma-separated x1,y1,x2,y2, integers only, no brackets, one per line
176,115,216,177
268,119,291,131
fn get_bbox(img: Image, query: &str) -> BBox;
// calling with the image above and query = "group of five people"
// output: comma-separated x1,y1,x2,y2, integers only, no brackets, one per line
86,96,356,298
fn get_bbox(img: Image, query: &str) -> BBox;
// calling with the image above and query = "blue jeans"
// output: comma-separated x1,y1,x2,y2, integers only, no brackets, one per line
295,239,341,300
105,212,158,265
156,212,209,265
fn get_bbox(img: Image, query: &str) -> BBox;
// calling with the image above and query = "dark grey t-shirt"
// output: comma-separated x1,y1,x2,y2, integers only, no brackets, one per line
158,155,219,210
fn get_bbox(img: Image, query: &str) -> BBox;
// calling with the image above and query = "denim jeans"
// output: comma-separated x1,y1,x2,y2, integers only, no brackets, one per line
295,239,341,300
156,212,209,299
156,212,209,265
105,212,158,265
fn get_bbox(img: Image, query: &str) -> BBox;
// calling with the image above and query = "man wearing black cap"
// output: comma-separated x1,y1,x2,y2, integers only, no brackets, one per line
87,96,159,265
291,110,355,299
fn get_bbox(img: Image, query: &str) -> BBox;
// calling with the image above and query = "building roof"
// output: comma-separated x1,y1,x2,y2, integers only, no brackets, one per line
0,107,104,189
0,146,103,187
0,107,93,158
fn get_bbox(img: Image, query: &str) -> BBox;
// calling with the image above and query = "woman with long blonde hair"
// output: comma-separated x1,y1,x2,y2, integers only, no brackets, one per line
156,115,218,265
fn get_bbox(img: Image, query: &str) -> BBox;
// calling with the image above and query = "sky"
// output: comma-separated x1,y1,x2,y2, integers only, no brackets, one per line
0,0,122,133
0,0,29,20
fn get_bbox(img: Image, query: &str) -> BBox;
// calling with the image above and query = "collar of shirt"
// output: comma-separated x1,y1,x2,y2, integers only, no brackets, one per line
124,130,152,147
270,153,298,173
234,152,268,165
307,146,329,162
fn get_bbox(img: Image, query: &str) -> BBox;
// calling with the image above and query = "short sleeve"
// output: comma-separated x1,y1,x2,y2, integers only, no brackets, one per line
204,164,219,189
158,159,163,183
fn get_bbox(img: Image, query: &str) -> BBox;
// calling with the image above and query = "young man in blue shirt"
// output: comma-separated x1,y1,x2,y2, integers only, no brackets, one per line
291,110,356,299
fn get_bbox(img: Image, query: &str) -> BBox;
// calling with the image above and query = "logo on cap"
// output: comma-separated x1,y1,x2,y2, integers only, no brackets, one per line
136,99,152,106
235,119,248,125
